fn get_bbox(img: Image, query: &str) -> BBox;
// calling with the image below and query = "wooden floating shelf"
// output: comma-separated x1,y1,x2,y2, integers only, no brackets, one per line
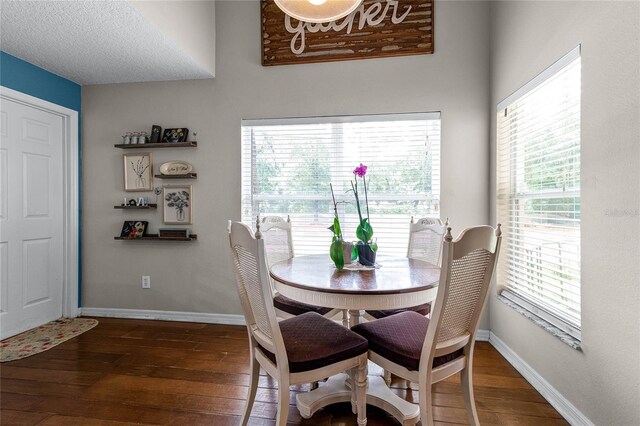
114,141,198,149
114,234,198,241
114,204,158,209
154,173,197,179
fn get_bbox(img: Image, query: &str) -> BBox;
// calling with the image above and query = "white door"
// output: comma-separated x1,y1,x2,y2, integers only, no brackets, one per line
0,98,64,339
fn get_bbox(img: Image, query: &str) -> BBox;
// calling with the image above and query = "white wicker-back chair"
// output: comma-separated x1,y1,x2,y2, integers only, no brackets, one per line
258,215,342,322
353,224,502,426
260,215,295,268
369,216,445,387
407,216,447,266
228,221,368,426
365,216,445,325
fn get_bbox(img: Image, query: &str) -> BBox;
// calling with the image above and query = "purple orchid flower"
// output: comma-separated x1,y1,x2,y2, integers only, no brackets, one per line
353,163,367,177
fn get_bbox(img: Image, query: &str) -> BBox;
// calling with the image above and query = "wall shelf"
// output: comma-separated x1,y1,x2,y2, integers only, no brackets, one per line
154,173,197,179
114,204,158,209
114,141,198,149
114,234,198,241
114,138,198,241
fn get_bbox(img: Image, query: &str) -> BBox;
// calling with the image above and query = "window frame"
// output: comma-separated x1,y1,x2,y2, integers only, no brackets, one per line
496,46,582,342
241,112,441,257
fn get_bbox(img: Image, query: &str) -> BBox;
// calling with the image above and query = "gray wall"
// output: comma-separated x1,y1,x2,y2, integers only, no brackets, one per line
82,1,492,323
489,2,640,425
130,0,216,76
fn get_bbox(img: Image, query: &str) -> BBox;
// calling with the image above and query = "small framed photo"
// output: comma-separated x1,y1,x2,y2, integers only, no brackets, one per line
163,185,193,224
123,153,153,192
120,221,148,238
162,128,189,143
150,125,162,143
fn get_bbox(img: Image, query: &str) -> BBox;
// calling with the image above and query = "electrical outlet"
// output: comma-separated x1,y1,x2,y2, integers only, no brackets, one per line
142,276,151,289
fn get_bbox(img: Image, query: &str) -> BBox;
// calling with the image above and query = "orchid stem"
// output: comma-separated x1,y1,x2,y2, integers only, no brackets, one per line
351,180,363,223
363,175,370,221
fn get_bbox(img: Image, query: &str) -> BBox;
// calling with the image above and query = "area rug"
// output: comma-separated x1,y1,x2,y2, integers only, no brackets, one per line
0,317,98,362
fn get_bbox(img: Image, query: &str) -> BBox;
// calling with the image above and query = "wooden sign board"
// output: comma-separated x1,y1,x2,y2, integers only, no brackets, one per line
261,0,434,66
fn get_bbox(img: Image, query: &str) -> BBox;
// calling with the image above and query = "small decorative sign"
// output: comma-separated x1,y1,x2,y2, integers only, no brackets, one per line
261,0,434,66
159,161,193,176
159,228,190,239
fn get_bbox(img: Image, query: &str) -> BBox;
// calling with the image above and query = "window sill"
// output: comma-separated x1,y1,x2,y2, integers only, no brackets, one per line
497,294,582,350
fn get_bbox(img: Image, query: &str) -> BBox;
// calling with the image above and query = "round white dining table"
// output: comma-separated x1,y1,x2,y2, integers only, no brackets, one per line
270,254,440,425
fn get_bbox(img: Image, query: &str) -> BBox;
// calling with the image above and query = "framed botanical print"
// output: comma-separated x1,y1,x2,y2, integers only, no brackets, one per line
123,153,153,191
163,185,193,224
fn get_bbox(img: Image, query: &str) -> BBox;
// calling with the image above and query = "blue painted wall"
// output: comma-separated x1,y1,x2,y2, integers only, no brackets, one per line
0,52,81,111
0,51,83,306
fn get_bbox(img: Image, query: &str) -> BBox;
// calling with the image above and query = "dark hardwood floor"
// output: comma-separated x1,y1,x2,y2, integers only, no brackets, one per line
0,318,567,425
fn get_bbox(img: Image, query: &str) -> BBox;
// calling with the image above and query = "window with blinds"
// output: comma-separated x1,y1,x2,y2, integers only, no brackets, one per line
497,47,581,340
241,113,441,257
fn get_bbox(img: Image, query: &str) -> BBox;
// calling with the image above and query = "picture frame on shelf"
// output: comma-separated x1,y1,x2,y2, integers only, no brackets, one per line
123,152,153,191
120,221,148,238
163,184,193,224
162,128,189,143
150,125,162,143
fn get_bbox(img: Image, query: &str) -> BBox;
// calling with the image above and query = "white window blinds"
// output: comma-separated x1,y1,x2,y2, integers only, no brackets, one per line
497,47,581,339
241,113,441,257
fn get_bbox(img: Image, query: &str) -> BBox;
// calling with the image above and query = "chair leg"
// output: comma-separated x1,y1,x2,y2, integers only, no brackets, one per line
383,369,391,386
461,366,480,426
355,359,368,426
276,377,290,426
349,367,358,414
418,378,434,426
240,356,260,426
342,309,349,328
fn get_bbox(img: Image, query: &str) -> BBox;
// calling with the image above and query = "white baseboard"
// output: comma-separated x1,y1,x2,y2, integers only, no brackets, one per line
80,308,490,339
476,329,490,341
489,332,593,426
80,307,246,326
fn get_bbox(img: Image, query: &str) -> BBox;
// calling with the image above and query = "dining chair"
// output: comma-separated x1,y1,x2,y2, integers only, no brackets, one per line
228,221,369,426
365,216,446,321
259,215,343,322
407,216,447,266
352,224,502,426
365,217,447,387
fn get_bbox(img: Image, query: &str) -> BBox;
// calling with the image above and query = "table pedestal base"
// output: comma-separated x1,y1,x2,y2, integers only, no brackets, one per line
296,373,420,425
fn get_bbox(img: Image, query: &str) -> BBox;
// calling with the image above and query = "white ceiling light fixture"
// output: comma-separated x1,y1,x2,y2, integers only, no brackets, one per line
274,0,363,23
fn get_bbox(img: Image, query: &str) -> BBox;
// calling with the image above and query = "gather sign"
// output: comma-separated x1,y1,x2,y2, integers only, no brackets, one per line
261,0,434,66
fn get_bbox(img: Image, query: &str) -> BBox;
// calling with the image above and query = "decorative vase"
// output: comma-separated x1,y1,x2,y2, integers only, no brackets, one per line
177,208,185,221
342,241,354,265
357,243,377,266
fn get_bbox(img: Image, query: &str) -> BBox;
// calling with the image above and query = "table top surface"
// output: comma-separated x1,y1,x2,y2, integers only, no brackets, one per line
269,254,440,295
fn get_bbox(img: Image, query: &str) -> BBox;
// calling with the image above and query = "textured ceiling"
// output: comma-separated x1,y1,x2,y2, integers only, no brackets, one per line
0,1,213,85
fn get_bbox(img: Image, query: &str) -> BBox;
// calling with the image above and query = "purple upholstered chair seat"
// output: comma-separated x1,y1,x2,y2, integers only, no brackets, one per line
351,311,463,371
273,294,333,316
366,302,431,319
259,312,368,373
